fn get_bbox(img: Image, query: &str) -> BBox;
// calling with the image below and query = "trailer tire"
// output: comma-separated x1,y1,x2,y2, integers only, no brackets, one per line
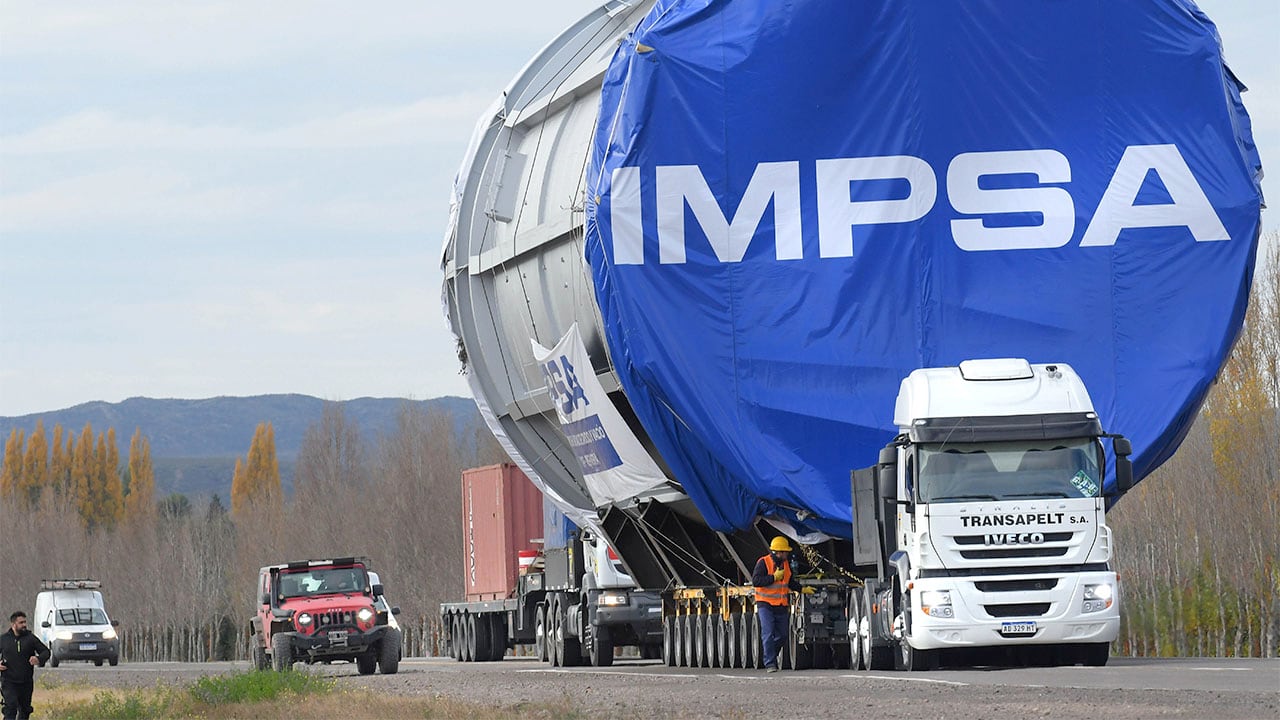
716,616,729,668
726,612,741,668
450,613,462,661
553,595,583,667
748,610,763,669
547,603,560,667
787,624,812,671
662,616,676,666
463,612,476,662
681,615,695,667
474,612,493,662
379,628,402,674
534,605,548,662
693,613,706,667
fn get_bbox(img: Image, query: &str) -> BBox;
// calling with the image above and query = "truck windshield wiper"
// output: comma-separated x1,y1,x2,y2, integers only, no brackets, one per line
931,494,998,501
1004,492,1070,499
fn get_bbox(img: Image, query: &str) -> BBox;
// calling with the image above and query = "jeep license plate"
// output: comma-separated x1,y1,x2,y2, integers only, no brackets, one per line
79,643,97,651
1000,622,1037,636
328,630,348,646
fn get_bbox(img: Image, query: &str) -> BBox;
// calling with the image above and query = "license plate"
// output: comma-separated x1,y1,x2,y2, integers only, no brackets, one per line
79,643,98,650
1000,622,1037,636
810,612,824,624
328,631,348,646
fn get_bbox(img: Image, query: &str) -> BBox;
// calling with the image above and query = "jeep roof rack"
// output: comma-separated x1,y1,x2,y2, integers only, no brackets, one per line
40,579,101,590
267,557,372,572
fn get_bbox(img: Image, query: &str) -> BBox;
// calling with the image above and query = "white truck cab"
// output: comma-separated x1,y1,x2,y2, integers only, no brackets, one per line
34,579,120,667
878,359,1132,669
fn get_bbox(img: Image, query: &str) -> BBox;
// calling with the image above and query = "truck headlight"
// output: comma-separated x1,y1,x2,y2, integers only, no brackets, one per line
357,608,375,623
919,590,954,618
599,592,628,607
56,630,74,641
296,612,313,627
103,628,117,640
1082,583,1114,613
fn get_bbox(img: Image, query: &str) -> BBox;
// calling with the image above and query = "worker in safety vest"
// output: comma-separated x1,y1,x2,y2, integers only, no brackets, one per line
751,536,814,672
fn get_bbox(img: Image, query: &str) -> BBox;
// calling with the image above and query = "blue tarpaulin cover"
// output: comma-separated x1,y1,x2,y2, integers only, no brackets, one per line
584,0,1263,537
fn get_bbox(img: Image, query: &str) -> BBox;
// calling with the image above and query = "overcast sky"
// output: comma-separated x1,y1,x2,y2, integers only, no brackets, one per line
1,1,1276,417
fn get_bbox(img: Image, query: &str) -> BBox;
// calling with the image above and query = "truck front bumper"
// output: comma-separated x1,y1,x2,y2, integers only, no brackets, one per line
290,625,389,659
908,571,1120,651
594,590,663,639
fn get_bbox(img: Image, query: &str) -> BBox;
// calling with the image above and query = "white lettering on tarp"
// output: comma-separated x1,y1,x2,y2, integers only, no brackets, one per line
609,144,1227,262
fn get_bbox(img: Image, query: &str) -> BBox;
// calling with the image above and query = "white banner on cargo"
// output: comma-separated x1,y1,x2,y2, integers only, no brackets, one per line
532,323,669,506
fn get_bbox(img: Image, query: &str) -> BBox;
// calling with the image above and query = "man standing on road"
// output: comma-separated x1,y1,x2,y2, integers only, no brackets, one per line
752,537,813,672
0,611,50,720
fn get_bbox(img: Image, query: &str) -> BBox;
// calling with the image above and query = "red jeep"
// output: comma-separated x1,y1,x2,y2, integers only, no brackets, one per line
249,557,402,674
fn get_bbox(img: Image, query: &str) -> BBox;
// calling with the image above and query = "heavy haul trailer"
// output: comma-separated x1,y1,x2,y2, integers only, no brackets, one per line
441,0,1260,673
440,464,662,666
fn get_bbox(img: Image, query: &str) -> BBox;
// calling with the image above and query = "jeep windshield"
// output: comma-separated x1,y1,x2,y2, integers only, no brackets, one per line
918,438,1102,504
277,567,368,599
57,608,108,625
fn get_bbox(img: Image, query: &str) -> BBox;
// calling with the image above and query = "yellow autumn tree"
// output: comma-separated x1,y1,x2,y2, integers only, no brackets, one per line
1,428,23,501
71,423,96,527
49,424,69,499
100,428,124,528
19,421,49,507
124,428,156,521
231,422,283,516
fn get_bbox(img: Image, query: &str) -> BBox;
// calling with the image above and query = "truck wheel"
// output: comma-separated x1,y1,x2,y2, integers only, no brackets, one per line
705,614,719,668
715,616,728,668
725,612,741,668
693,613,707,667
356,652,377,675
463,612,477,662
895,593,937,672
253,634,269,671
271,632,293,672
473,612,492,662
587,623,613,667
864,585,894,670
787,626,812,671
487,614,506,662
534,605,548,662
682,615,695,668
555,597,583,667
547,603,561,667
662,616,676,666
379,628,402,674
848,591,865,671
49,656,59,668
1081,642,1109,667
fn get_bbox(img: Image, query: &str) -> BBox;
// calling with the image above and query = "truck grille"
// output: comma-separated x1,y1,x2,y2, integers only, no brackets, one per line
953,532,1073,545
315,611,355,628
959,547,1069,560
973,578,1059,592
985,603,1051,618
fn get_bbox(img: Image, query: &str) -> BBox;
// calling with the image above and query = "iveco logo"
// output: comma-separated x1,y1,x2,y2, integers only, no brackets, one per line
984,532,1046,546
608,145,1228,264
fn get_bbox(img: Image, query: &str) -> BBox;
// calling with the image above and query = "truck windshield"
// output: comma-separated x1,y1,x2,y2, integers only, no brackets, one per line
277,567,367,599
918,438,1101,503
57,608,108,625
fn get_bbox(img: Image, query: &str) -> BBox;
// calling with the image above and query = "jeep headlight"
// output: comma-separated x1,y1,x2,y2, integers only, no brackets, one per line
357,608,375,623
296,612,313,627
56,630,74,641
1082,583,1114,613
599,592,628,607
103,628,117,640
919,590,954,618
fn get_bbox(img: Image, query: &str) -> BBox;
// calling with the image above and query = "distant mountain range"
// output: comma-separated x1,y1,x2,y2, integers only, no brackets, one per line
0,395,483,502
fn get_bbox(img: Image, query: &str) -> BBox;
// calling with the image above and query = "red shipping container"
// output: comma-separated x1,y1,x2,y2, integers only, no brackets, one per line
461,463,544,601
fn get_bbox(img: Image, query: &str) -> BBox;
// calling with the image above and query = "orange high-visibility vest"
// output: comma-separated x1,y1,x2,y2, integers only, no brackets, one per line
755,554,791,606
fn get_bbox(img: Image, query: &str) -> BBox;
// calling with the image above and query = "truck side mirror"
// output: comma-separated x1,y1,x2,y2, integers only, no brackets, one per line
1112,437,1132,457
371,584,384,597
878,464,896,502
41,621,50,629
1115,457,1134,494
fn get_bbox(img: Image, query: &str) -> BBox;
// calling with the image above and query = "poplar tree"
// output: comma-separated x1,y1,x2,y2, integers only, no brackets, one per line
72,423,95,527
101,428,124,527
125,428,156,520
19,421,48,507
50,424,69,499
231,422,282,516
0,429,22,500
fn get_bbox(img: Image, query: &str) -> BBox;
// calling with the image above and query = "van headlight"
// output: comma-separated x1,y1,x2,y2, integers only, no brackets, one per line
103,628,117,640
357,608,375,623
919,590,954,618
1082,583,1114,613
56,630,74,641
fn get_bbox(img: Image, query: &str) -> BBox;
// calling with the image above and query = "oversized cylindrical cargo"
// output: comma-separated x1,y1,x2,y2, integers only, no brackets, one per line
443,1,1262,541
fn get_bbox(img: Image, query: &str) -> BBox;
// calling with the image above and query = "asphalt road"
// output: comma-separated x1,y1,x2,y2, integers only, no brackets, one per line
45,655,1280,719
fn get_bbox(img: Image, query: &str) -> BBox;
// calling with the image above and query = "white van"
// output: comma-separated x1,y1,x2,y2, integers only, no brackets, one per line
33,579,120,667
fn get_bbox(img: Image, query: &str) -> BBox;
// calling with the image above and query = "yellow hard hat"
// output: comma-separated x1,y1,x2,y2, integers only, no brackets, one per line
769,536,793,552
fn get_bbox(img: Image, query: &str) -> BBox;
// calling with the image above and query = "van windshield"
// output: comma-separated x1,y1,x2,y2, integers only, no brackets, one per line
57,608,108,625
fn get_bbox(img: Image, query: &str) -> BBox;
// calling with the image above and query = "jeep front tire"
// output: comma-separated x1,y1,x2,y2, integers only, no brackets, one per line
271,632,294,672
379,628,402,674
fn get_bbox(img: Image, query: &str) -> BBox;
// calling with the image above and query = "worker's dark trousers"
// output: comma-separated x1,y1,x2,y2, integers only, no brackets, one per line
756,602,789,669
1,680,34,720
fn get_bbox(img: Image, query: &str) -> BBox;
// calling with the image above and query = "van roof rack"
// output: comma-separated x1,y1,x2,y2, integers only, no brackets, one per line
40,579,102,590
